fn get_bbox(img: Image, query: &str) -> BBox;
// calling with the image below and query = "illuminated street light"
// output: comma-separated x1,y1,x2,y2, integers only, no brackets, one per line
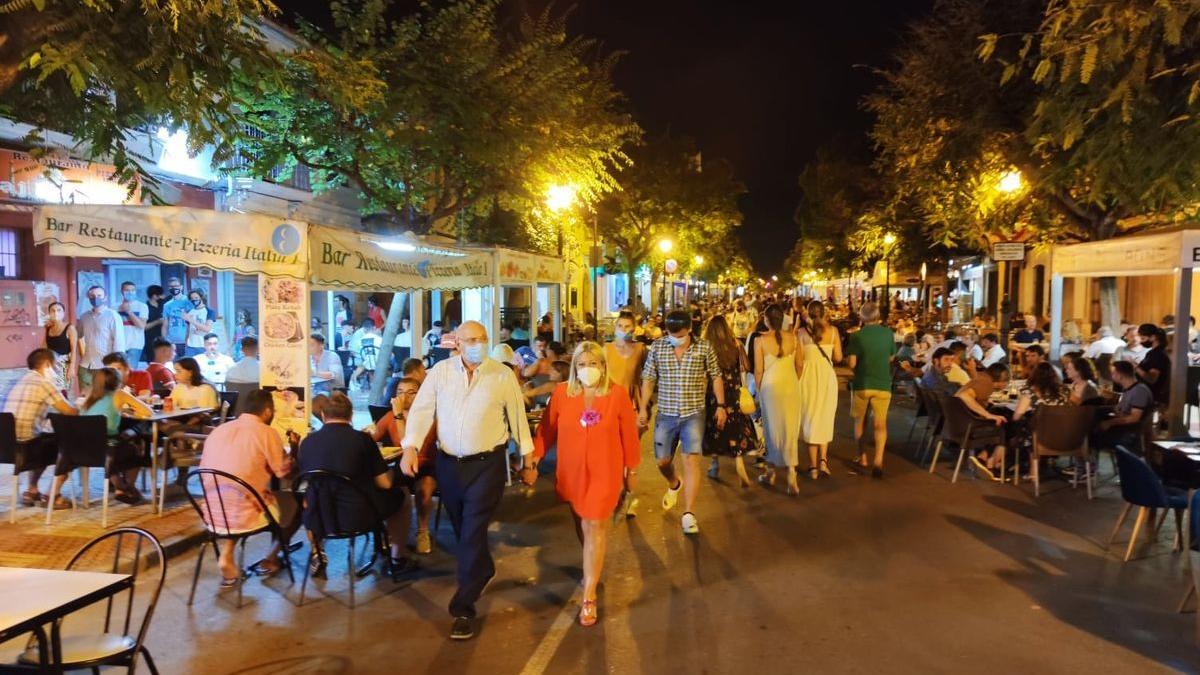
694,255,704,266
658,238,674,254
997,170,1023,194
882,232,897,247
546,184,576,212
771,274,778,282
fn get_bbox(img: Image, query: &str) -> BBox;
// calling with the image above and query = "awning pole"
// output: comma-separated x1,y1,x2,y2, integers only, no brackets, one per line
1049,275,1063,361
1170,267,1192,437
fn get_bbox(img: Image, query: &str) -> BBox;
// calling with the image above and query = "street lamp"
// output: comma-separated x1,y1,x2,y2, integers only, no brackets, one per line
882,232,898,321
997,170,1023,194
546,184,576,212
658,238,674,314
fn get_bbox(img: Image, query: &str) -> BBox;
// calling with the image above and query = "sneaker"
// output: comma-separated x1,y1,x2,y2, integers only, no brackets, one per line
707,459,719,479
969,456,999,482
450,616,475,640
625,497,639,519
681,512,699,535
662,480,682,511
415,529,432,555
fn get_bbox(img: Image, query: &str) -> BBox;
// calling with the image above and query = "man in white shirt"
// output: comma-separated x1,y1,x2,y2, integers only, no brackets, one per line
979,333,1007,367
1084,326,1127,359
197,333,236,385
77,284,126,388
225,336,260,384
117,281,148,366
309,333,345,394
728,302,753,340
401,320,533,641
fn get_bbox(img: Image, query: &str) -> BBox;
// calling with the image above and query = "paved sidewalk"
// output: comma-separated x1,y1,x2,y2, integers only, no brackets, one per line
0,475,204,569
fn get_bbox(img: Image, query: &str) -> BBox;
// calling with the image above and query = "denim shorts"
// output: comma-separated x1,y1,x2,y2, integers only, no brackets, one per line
654,413,704,461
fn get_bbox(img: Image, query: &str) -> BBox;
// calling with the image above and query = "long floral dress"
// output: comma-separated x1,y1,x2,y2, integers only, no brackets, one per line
703,359,759,457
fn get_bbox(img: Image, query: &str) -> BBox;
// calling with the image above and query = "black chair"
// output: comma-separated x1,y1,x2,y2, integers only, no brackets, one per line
295,470,391,609
1185,366,1200,426
368,405,391,424
218,391,240,422
928,393,1007,483
917,385,946,467
1030,405,1096,499
1,412,56,524
907,381,929,452
426,347,451,367
46,414,113,527
18,527,165,674
184,468,296,608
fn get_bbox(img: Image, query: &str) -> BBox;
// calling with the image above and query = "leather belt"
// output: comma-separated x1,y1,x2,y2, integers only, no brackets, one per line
439,443,507,463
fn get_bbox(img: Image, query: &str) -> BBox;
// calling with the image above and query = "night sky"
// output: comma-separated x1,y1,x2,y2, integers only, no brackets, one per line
278,0,933,275
568,0,932,275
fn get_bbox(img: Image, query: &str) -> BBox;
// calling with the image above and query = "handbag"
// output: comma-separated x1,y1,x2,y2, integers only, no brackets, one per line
738,385,757,415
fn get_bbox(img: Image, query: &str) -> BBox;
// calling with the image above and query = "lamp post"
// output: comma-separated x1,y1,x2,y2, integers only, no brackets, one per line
658,238,673,315
882,232,897,321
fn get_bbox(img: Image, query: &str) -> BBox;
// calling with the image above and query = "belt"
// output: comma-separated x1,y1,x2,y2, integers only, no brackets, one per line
439,443,507,463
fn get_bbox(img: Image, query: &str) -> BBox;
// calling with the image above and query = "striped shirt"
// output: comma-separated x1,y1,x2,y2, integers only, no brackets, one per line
641,337,721,418
0,370,67,441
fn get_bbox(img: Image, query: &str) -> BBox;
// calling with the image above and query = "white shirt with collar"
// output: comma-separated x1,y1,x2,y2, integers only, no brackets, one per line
198,352,236,384
78,307,126,369
981,344,1006,367
225,356,259,384
402,355,533,457
1083,335,1127,358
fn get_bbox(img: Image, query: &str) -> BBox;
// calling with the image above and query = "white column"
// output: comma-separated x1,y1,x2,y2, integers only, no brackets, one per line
1170,267,1193,436
491,282,502,344
410,290,424,357
326,291,335,341
1049,274,1064,361
553,283,564,341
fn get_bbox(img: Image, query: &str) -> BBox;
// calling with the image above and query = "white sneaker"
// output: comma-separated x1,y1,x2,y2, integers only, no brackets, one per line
662,480,682,510
681,512,699,535
625,497,639,519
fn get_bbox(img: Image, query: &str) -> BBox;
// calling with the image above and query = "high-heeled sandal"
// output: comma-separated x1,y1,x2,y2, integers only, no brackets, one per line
579,599,598,626
786,472,800,496
809,467,819,480
819,458,831,476
757,472,776,488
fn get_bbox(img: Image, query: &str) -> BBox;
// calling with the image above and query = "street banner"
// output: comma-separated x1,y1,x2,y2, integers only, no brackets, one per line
309,225,492,291
35,205,307,279
258,275,310,442
496,248,564,285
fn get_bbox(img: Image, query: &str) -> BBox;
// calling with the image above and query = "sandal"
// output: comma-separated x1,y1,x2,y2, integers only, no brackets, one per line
20,490,45,507
579,599,598,627
248,558,283,578
819,458,831,476
757,472,776,489
219,573,245,589
809,467,819,481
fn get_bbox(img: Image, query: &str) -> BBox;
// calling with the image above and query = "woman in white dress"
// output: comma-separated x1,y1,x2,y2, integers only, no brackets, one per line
754,305,801,495
797,300,841,480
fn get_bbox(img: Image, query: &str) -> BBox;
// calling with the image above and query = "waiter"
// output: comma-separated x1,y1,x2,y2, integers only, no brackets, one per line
401,320,533,640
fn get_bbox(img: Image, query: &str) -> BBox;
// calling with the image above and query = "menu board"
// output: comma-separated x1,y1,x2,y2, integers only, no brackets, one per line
258,275,310,442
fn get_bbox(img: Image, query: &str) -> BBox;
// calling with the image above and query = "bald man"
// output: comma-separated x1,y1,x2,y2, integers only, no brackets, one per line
401,320,534,640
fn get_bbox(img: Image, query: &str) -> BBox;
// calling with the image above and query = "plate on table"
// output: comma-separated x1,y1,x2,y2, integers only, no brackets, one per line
1174,444,1200,455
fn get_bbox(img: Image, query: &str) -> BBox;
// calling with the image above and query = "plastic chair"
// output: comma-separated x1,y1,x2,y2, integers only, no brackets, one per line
1108,447,1187,562
906,381,929,452
46,414,113,527
1,412,55,524
18,527,165,674
296,470,390,609
184,468,296,608
368,405,391,423
1029,405,1096,498
928,393,1007,483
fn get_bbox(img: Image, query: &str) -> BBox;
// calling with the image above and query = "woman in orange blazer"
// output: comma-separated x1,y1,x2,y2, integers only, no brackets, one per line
533,341,641,626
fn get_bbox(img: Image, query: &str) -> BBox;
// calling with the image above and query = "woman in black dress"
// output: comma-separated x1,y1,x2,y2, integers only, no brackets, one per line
702,315,759,487
43,301,77,396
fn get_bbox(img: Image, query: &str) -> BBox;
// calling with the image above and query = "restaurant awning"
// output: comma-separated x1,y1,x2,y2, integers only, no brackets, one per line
308,224,492,292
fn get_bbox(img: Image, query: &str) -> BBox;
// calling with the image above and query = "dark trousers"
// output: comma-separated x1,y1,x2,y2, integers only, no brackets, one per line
436,448,506,619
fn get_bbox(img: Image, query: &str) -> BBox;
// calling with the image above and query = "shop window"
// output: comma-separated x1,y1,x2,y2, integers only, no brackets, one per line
0,228,18,278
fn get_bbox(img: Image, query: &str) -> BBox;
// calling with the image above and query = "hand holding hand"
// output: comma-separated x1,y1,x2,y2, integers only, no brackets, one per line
623,470,637,493
637,408,649,429
520,459,538,487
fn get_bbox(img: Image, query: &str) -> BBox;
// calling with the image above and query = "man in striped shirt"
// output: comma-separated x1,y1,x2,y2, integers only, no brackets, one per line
639,310,726,535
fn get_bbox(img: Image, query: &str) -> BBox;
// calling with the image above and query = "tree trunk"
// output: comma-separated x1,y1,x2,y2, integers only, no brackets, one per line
625,256,643,312
369,292,408,405
1097,276,1120,333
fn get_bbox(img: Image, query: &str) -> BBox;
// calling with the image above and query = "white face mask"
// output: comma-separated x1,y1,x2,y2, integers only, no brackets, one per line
577,366,602,387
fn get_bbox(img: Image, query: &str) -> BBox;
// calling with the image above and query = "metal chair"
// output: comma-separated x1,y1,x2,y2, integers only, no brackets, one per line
217,391,240,423
906,381,929,451
1029,405,1096,499
46,414,112,527
928,392,1007,483
917,384,946,467
368,405,391,424
296,470,390,609
1,412,55,524
184,468,296,608
19,527,165,674
1185,367,1200,427
1108,447,1188,562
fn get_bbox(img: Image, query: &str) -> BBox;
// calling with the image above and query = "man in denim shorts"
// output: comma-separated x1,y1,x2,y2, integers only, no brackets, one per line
639,310,727,534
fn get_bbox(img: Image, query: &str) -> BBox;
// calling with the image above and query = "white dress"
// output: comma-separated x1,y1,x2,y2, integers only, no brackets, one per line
760,346,801,468
798,331,838,445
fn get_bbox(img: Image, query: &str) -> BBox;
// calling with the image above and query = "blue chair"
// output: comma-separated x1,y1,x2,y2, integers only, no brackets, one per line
1180,490,1200,612
1108,447,1187,562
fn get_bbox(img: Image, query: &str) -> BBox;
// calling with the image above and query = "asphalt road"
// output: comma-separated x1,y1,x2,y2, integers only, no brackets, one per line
117,396,1200,674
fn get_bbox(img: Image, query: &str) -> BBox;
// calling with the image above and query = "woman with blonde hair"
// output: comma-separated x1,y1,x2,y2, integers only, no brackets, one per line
533,341,641,626
796,300,841,480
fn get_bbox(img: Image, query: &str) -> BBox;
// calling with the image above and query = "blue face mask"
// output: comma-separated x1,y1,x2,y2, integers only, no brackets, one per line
89,296,105,308
667,333,686,347
614,330,630,342
463,342,487,365
122,291,135,302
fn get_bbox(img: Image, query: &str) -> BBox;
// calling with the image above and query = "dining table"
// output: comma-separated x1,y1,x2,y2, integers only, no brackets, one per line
0,566,132,673
122,406,215,514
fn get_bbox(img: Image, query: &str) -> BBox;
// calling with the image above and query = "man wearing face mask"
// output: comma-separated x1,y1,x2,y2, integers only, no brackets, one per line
116,281,149,367
639,309,727,535
604,311,646,403
400,320,534,641
77,285,126,389
161,276,191,357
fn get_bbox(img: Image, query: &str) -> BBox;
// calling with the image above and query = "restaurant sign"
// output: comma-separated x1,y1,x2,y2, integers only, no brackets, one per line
496,248,565,285
0,149,136,205
309,225,492,291
34,205,307,279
